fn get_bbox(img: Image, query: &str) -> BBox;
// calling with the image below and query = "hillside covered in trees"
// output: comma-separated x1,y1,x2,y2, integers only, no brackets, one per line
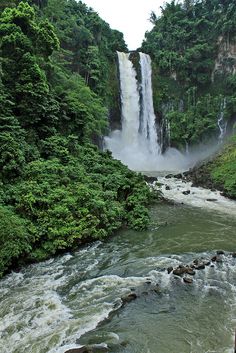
1,0,236,278
142,0,236,149
141,0,236,198
0,0,152,277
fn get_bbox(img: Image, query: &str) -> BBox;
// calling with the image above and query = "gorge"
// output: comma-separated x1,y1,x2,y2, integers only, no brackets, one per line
0,1,236,353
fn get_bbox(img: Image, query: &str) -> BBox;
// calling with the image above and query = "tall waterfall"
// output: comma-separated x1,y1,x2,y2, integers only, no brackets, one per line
105,52,212,172
117,52,140,147
105,52,163,170
139,53,161,156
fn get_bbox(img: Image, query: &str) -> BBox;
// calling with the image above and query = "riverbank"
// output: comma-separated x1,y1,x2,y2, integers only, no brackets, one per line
1,201,236,353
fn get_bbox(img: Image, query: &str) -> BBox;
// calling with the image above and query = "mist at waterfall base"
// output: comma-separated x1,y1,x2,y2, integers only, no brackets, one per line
105,132,219,172
105,52,221,172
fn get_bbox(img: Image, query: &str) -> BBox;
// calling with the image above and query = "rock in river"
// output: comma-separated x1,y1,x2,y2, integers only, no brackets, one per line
183,277,193,284
64,348,93,353
121,293,137,304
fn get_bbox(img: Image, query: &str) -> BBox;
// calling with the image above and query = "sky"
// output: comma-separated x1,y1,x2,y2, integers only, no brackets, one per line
82,0,167,50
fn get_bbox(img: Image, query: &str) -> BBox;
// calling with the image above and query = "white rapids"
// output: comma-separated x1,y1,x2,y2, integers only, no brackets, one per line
154,176,236,216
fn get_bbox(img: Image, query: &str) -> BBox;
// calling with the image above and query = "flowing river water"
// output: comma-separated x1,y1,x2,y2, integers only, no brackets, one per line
0,176,236,353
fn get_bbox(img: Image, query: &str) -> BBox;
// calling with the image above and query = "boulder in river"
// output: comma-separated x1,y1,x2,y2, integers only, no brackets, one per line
211,255,222,262
183,277,193,284
174,173,183,179
165,174,174,179
206,198,218,202
64,348,93,353
121,293,137,304
173,265,196,276
165,185,171,190
182,190,190,195
173,267,188,276
186,268,196,275
195,264,205,270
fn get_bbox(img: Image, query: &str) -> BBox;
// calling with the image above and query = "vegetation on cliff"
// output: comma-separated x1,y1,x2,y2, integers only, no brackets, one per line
0,1,150,277
142,0,236,149
186,135,236,199
210,135,236,198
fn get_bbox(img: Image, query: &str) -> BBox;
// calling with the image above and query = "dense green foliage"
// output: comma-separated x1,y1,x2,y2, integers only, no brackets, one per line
210,135,236,198
186,134,236,199
0,2,150,276
142,0,236,149
0,205,33,277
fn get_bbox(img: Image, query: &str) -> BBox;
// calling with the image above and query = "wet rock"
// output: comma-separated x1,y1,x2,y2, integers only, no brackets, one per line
193,259,199,265
186,268,196,275
183,277,193,284
167,266,173,274
174,173,183,179
206,198,218,202
173,267,187,276
216,250,225,255
165,185,171,190
182,190,190,195
203,261,211,266
121,293,137,304
211,255,222,262
232,252,236,258
143,175,157,183
195,264,205,270
165,174,174,179
64,348,93,353
145,280,152,285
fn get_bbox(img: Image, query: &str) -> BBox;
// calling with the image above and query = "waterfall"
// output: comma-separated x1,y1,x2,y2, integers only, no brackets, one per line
105,51,162,171
217,98,227,141
117,52,140,147
104,52,201,172
139,53,161,155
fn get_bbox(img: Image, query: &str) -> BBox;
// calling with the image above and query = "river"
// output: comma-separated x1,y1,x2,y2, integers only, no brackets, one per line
0,176,236,353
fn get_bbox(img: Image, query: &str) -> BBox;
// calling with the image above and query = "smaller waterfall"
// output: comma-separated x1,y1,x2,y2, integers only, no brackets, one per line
217,98,227,141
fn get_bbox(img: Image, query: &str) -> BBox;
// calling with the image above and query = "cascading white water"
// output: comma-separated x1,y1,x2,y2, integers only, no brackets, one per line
105,51,165,171
105,52,220,172
139,52,161,155
117,52,140,146
218,97,227,141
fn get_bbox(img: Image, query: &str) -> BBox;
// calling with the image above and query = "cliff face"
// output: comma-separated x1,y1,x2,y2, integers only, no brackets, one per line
212,36,236,79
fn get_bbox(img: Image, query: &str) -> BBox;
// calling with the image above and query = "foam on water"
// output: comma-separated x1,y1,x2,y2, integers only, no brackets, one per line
0,208,236,352
155,176,236,216
0,247,148,353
